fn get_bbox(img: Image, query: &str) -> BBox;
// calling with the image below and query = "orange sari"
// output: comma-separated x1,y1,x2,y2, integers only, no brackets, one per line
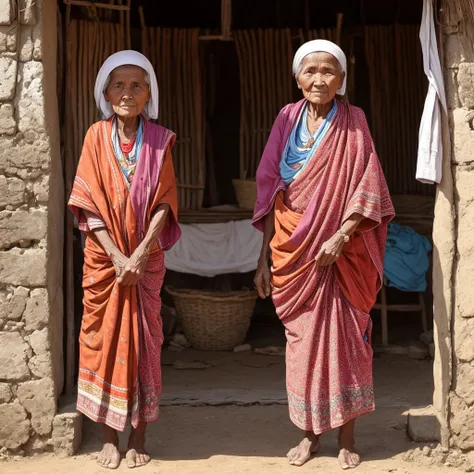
68,117,180,431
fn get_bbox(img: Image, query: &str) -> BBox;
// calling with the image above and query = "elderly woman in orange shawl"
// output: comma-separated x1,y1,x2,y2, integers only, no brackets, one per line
253,40,394,470
68,50,180,469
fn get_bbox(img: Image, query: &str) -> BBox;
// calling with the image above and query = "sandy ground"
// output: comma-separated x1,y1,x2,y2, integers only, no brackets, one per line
2,341,459,473
1,404,461,474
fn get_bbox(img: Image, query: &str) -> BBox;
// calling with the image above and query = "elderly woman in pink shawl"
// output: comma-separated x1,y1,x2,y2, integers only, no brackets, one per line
253,40,394,470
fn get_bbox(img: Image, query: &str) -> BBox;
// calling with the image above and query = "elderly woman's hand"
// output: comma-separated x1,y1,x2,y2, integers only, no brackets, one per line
117,247,149,286
315,233,346,267
254,258,272,299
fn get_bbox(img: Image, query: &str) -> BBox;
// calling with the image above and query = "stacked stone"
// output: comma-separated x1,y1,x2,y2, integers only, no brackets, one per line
0,0,61,456
444,27,474,452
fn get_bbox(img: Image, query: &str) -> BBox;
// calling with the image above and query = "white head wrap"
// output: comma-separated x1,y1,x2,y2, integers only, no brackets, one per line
292,39,347,96
94,50,159,120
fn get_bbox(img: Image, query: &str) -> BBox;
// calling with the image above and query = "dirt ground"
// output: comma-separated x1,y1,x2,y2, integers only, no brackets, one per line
1,404,462,474
1,342,461,473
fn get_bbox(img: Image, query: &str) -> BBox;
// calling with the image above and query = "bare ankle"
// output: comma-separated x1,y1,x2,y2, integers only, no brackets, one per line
103,425,118,445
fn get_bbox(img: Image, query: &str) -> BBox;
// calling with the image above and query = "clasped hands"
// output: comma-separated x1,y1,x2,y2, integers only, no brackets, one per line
110,247,149,286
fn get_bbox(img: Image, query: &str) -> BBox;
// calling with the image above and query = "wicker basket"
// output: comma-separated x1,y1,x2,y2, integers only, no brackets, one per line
232,179,257,210
165,287,257,351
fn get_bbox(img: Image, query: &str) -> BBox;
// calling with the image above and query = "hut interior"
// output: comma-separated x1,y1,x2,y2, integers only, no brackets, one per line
58,0,435,393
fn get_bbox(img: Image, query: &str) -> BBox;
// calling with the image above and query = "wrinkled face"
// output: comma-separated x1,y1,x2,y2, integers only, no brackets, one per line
296,52,345,105
104,65,150,118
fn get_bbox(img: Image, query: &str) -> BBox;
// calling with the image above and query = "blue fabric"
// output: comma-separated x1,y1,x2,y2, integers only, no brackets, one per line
280,101,337,184
384,223,432,292
111,115,144,185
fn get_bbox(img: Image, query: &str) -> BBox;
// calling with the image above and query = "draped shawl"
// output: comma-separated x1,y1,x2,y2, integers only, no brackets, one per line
68,118,180,431
253,99,394,433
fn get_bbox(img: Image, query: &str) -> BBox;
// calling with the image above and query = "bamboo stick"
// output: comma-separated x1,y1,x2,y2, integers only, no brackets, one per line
234,32,248,180
126,0,131,49
63,0,130,11
336,13,343,45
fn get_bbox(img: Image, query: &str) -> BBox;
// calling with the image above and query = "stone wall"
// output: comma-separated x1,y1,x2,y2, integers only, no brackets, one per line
0,0,64,454
441,26,474,450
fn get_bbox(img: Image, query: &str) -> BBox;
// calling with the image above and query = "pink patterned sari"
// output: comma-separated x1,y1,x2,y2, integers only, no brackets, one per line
253,100,394,434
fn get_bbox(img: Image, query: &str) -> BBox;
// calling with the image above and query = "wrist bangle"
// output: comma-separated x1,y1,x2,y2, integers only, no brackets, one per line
337,229,350,243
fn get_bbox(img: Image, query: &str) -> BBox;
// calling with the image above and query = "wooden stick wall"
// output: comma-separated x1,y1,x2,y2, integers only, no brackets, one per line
234,28,337,179
65,20,125,172
234,29,294,180
142,27,205,210
365,25,431,196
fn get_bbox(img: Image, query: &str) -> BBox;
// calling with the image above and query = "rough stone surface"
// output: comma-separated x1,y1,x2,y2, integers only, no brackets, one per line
0,56,17,100
24,288,48,331
33,176,48,203
0,138,51,178
28,327,50,356
455,363,474,406
0,103,16,135
17,378,56,436
0,286,28,324
0,382,12,403
28,353,52,378
0,331,31,380
445,69,460,110
52,408,82,457
455,166,474,319
451,108,474,164
23,434,51,455
0,403,31,449
465,451,474,472
20,0,36,25
0,176,26,209
407,405,441,442
450,393,474,450
32,23,41,60
0,1,13,26
0,23,17,52
19,26,33,62
454,310,474,362
0,248,47,287
458,63,474,109
0,209,48,249
16,61,45,133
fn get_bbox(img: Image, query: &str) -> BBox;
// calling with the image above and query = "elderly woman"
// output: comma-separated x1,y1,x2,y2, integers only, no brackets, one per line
253,40,394,470
68,50,180,469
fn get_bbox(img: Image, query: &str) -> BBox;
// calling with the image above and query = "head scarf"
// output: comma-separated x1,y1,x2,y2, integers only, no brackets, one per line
292,40,347,96
94,50,159,120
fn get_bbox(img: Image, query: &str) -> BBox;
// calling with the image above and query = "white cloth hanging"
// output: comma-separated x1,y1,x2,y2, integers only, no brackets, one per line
164,220,263,277
416,0,448,184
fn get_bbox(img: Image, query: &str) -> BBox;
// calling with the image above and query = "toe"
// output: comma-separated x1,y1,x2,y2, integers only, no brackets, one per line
349,452,360,468
293,452,309,467
126,449,137,468
338,450,350,470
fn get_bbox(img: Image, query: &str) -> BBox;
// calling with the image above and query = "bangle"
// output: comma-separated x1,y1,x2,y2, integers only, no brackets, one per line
337,229,350,243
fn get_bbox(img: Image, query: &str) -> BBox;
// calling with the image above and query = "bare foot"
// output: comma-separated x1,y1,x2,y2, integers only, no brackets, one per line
287,431,320,466
126,422,151,469
338,419,360,470
97,426,121,469
338,448,360,470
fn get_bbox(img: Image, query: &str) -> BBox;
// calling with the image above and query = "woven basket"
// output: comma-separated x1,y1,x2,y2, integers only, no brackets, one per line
165,287,257,351
232,179,257,210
